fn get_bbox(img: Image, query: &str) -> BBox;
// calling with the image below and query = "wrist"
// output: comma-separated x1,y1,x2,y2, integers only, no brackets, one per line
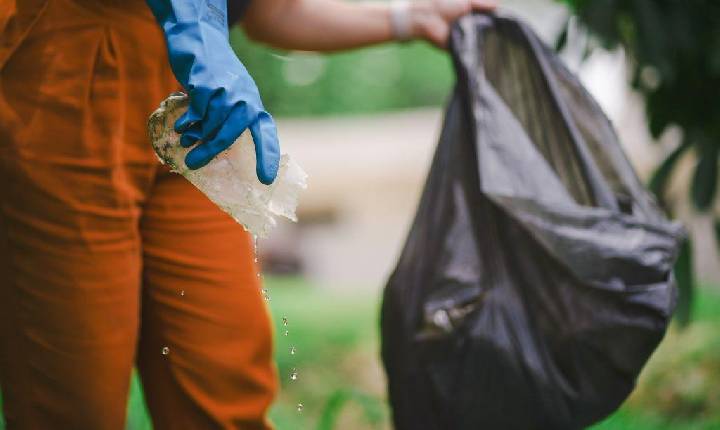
389,0,435,42
406,1,435,41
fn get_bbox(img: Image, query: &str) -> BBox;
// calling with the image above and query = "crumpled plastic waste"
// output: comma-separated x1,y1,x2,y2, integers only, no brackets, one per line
381,13,684,430
148,92,307,238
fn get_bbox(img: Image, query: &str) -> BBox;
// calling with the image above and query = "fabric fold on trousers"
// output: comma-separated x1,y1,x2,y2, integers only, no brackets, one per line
0,1,276,428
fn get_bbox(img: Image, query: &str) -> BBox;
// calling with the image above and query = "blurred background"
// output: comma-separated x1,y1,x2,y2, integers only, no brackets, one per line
3,0,718,429
255,0,720,428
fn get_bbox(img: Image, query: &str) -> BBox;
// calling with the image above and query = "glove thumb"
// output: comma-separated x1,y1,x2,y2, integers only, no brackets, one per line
249,112,280,185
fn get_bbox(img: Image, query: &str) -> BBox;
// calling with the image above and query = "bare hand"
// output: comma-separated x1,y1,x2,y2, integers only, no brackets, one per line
410,0,497,48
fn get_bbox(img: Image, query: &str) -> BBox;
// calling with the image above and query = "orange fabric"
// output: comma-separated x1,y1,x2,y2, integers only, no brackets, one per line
0,0,277,428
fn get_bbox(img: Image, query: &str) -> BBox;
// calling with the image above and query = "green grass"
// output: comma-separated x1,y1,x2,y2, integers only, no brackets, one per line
0,276,386,430
263,277,389,430
2,278,720,429
122,276,388,430
589,408,720,430
590,284,720,430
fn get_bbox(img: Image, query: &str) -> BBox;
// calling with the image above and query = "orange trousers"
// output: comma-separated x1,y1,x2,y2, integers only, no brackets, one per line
0,1,277,428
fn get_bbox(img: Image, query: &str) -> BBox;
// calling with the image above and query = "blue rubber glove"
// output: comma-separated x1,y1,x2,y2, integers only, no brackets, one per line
146,0,279,184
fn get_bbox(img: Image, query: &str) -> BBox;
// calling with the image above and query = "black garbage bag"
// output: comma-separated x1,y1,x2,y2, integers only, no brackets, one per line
381,13,685,430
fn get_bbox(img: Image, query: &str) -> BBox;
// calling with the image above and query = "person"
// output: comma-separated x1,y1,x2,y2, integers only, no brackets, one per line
0,0,496,428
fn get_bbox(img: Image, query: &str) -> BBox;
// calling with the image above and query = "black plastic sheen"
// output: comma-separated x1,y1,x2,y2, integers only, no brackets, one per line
380,14,685,430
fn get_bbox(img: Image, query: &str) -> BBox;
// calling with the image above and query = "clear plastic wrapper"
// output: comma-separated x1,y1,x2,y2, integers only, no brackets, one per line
148,93,307,238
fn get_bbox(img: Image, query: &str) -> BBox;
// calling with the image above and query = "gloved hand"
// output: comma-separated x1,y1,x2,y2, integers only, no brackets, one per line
146,0,279,184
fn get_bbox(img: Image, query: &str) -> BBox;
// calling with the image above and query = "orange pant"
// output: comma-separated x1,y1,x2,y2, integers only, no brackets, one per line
0,1,276,428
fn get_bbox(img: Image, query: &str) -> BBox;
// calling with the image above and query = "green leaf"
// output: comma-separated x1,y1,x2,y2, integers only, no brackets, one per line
577,0,623,46
554,17,569,52
648,141,691,208
691,142,719,211
673,238,693,327
581,37,594,61
645,87,674,139
631,0,671,81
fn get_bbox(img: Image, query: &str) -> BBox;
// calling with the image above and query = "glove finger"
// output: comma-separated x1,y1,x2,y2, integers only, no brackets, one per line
248,111,280,186
184,107,252,170
180,124,202,148
176,87,217,133
199,91,240,140
174,107,202,134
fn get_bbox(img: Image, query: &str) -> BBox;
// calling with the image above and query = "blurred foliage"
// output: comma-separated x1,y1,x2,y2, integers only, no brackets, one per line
2,279,720,429
557,0,720,324
592,285,720,429
265,277,390,429
230,28,454,117
80,277,389,430
673,238,694,326
317,389,386,430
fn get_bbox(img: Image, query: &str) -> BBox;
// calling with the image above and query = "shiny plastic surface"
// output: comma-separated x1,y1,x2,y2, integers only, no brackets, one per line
381,13,685,430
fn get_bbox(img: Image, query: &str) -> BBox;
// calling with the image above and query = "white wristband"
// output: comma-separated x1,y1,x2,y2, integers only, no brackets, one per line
390,0,413,41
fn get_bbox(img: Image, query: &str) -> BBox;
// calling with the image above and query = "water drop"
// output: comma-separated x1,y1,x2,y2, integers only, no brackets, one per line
289,346,297,355
283,330,289,336
282,317,288,326
296,403,304,412
180,290,185,297
162,346,170,355
290,368,298,381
